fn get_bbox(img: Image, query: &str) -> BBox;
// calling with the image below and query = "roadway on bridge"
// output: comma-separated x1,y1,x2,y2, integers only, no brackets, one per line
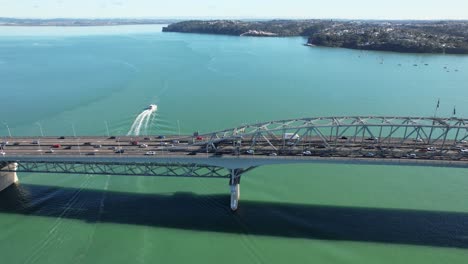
1,135,468,163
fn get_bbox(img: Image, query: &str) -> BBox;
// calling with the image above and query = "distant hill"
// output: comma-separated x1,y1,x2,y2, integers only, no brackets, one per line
0,17,178,26
163,20,468,54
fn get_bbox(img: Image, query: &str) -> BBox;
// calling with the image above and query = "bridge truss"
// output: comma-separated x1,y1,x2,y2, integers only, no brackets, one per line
199,116,468,160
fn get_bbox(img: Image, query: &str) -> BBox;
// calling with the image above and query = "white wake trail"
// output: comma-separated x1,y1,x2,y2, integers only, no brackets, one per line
127,112,147,135
127,105,158,136
134,111,151,136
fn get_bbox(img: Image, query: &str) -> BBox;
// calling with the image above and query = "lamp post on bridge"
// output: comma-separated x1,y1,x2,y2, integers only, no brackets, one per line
3,122,11,138
36,122,44,137
71,123,81,155
105,121,110,137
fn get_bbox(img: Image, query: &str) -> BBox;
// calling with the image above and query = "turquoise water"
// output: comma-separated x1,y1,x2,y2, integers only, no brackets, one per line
1,25,468,263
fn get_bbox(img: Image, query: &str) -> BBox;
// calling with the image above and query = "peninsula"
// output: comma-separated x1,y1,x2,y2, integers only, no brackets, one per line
162,20,468,54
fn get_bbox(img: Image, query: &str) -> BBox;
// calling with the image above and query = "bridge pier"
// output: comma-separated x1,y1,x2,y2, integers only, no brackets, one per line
229,169,242,211
0,162,18,192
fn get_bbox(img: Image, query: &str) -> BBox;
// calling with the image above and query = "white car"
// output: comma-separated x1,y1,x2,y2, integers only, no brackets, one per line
145,151,156,156
302,150,312,156
246,149,254,155
0,151,5,156
460,149,468,154
139,144,148,148
427,147,437,151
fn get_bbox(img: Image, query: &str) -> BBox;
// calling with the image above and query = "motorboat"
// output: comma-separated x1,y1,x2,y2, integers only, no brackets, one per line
146,104,158,112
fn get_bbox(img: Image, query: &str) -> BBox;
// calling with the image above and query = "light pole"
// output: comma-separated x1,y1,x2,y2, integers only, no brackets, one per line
36,122,44,137
105,121,110,137
177,120,181,137
117,130,122,157
3,122,11,138
71,123,81,155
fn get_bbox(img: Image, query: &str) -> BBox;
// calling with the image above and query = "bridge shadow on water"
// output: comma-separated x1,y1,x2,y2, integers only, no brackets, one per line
1,183,468,249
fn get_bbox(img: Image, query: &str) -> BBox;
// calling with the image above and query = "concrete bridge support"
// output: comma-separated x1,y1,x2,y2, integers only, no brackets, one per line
0,162,18,192
229,169,242,211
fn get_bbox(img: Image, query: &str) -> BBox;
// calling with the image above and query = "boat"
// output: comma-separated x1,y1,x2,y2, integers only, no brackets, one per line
145,104,158,112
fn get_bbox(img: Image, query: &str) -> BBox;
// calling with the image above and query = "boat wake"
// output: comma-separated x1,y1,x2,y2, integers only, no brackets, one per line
127,104,157,136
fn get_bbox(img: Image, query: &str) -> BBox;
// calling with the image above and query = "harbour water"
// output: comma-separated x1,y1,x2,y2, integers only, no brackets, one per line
1,25,468,263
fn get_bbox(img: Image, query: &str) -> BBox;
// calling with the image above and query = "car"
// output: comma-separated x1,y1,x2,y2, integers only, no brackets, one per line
364,146,375,149
246,149,254,155
405,153,417,159
458,140,468,144
94,145,102,149
145,151,156,156
52,144,61,148
413,138,423,142
316,145,327,149
86,152,96,156
157,135,166,139
160,142,168,146
13,142,20,146
1,141,9,146
363,152,375,157
340,136,348,140
45,149,54,153
109,136,116,139
0,151,5,156
302,150,312,156
64,146,72,150
187,152,197,155
83,142,92,146
139,144,148,148
32,140,40,145
58,136,65,139
172,140,180,144
268,152,278,156
131,141,139,146
144,137,151,141
365,137,378,141
196,136,204,141
427,147,437,151
115,149,125,154
460,149,468,154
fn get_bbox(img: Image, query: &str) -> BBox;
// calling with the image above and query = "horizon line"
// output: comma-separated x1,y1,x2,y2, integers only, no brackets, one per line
1,16,468,22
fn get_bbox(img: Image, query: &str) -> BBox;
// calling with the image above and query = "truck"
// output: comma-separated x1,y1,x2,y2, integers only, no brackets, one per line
283,133,300,140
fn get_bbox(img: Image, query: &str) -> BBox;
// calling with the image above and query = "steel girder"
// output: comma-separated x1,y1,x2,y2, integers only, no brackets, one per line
9,161,238,178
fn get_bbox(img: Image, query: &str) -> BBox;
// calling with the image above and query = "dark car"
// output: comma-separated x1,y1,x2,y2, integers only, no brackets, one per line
58,136,65,139
115,149,125,154
86,152,96,156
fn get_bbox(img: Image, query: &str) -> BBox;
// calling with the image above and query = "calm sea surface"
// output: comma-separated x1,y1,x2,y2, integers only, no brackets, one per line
1,25,468,263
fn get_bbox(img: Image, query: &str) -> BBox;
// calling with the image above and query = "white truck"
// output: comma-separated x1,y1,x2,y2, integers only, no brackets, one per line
283,133,300,140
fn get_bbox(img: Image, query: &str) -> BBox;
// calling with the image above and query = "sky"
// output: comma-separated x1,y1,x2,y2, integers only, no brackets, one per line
0,0,467,20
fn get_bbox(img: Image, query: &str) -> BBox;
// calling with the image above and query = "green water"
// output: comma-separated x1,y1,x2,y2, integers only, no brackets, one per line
1,25,468,263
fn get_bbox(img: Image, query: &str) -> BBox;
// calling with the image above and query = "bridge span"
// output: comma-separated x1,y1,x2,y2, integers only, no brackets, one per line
2,116,468,210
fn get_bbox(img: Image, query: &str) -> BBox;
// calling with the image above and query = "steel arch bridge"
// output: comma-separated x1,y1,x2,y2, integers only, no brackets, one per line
198,116,468,158
2,116,468,210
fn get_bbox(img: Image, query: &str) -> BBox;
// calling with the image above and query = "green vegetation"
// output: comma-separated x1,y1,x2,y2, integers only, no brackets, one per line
163,20,468,54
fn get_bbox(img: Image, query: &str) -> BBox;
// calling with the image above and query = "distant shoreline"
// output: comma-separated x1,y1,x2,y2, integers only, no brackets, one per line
162,20,468,55
0,18,178,27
